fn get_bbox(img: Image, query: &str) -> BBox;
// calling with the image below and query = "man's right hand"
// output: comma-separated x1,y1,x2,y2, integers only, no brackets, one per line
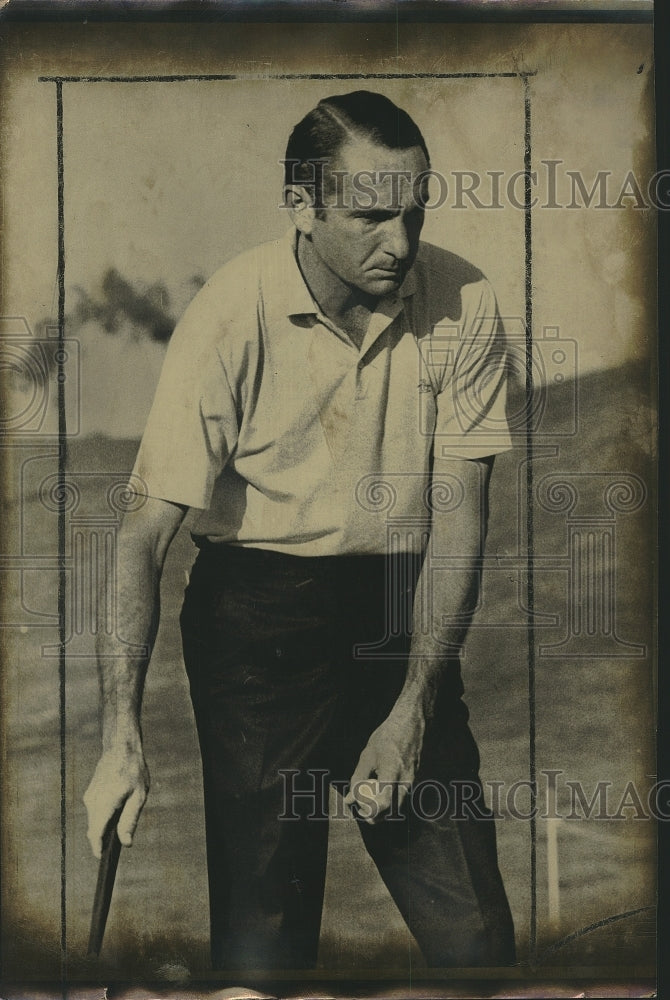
83,498,185,860
83,749,150,859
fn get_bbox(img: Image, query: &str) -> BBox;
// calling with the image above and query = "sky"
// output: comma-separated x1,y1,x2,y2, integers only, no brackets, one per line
3,25,654,438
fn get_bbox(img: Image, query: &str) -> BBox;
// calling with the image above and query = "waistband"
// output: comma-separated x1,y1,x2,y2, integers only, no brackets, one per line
190,538,424,581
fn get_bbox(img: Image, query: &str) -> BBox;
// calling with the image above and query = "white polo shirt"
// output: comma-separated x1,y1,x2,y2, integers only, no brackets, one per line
132,230,512,555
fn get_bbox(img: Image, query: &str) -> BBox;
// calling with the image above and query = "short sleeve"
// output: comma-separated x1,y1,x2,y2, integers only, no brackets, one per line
131,289,239,511
432,278,513,460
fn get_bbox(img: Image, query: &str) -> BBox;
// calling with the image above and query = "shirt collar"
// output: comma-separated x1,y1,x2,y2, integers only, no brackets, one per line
281,228,416,320
281,229,321,318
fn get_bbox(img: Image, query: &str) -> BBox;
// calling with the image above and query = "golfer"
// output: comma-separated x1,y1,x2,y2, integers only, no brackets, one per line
84,90,516,970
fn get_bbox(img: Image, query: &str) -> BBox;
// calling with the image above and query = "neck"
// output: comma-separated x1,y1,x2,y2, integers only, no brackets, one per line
296,232,377,324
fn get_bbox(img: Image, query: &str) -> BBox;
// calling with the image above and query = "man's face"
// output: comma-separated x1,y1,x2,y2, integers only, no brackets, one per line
307,136,429,298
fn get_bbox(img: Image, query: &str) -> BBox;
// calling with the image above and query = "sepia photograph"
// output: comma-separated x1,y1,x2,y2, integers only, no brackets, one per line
0,6,660,998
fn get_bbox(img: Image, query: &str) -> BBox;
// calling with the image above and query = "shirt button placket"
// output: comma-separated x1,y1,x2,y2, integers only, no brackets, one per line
355,358,367,400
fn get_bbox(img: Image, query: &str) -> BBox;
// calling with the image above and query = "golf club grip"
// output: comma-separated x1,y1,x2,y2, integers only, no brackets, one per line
87,805,124,957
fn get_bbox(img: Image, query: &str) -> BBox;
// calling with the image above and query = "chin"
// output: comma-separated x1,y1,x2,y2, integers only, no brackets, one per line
364,275,403,294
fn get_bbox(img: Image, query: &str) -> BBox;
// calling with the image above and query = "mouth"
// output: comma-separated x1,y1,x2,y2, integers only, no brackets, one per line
370,267,403,281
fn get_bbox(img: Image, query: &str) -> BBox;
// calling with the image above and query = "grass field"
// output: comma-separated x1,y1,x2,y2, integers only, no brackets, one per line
1,360,656,984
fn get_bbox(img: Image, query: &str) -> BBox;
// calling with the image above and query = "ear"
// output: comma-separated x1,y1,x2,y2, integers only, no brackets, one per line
285,185,316,236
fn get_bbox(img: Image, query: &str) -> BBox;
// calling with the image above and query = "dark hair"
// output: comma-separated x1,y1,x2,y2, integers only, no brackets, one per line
283,90,430,209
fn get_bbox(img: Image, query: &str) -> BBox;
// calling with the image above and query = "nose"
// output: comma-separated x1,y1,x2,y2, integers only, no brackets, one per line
384,217,411,262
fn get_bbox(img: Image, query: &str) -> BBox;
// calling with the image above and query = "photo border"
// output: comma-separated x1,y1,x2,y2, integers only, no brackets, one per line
0,3,663,998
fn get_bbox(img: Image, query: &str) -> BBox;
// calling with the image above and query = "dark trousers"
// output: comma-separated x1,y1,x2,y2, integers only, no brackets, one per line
180,542,515,971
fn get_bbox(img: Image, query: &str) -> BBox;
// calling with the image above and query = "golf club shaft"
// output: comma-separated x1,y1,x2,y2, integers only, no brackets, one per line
87,806,124,957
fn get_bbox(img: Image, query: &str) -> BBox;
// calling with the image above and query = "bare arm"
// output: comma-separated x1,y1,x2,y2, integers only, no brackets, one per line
392,454,492,715
83,495,187,857
346,455,493,821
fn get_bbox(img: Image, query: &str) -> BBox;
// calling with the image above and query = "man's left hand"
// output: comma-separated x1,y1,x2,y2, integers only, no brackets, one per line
344,700,427,824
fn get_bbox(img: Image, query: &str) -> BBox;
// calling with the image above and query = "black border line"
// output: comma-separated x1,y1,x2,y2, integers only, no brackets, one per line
654,4,668,996
56,78,67,996
522,72,537,967
38,71,533,83
0,2,655,25
48,69,536,977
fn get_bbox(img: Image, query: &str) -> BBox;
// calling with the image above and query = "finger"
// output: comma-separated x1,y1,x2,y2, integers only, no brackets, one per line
346,779,390,823
86,825,103,861
344,750,376,805
361,776,413,825
359,780,395,825
87,805,120,860
373,781,395,815
117,787,146,848
85,795,115,860
348,780,378,822
346,781,383,814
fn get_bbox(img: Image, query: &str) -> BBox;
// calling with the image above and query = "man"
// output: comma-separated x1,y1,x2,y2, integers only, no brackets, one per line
84,90,516,970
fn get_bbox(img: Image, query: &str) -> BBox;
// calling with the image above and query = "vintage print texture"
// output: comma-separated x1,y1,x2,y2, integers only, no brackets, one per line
0,17,657,999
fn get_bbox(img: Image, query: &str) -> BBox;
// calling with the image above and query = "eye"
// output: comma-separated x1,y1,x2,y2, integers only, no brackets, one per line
353,211,396,225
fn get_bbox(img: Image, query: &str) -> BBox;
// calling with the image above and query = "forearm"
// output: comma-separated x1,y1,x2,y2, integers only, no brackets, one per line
96,543,160,753
344,521,484,816
395,456,492,718
84,497,187,854
400,552,481,717
94,498,186,751
344,457,492,816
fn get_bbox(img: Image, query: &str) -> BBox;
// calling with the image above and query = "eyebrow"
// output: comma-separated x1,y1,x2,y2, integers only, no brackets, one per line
352,208,399,219
351,205,424,219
